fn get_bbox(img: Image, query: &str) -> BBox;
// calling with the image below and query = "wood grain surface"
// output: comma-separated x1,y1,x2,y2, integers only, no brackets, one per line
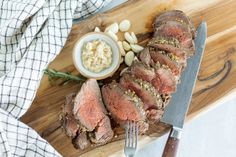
20,0,236,156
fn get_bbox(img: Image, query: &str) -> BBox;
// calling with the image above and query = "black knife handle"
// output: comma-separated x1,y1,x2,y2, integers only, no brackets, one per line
162,127,182,157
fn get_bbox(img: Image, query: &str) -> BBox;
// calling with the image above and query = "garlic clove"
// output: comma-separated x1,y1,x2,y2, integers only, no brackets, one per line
131,32,138,44
133,56,139,61
117,41,126,56
120,57,124,64
120,67,129,76
105,22,119,34
122,41,131,51
119,20,131,32
130,44,144,53
106,30,118,41
94,27,100,32
125,51,135,66
124,32,135,44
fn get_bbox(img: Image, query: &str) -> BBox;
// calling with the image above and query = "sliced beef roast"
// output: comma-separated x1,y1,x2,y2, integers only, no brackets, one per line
152,65,177,94
153,10,196,39
120,73,163,110
73,79,114,145
138,48,153,66
148,40,187,68
62,93,79,138
91,116,114,144
63,10,196,149
72,130,90,150
146,109,164,123
129,60,156,82
149,50,182,76
127,60,162,91
102,82,148,133
153,21,195,56
120,74,164,123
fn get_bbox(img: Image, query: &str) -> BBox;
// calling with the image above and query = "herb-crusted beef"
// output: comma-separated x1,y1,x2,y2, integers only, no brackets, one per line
120,74,163,110
63,93,79,138
153,10,196,39
72,130,90,150
154,21,193,49
129,60,156,82
120,74,165,123
73,79,106,131
102,82,148,133
149,50,182,76
63,10,196,149
73,79,113,146
138,48,153,66
148,40,187,68
154,67,177,94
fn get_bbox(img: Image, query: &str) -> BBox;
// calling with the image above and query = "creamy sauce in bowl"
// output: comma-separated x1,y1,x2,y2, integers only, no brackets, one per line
82,39,113,73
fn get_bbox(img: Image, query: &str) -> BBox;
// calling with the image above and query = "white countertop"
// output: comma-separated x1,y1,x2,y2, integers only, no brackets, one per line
99,1,236,157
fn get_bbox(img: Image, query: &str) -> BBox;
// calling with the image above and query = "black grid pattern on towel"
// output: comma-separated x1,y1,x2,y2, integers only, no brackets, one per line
0,0,111,156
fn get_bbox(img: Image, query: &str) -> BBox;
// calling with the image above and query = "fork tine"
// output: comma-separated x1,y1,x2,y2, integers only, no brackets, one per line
135,122,138,148
132,121,136,148
129,121,132,147
131,122,135,147
125,121,129,147
130,121,133,147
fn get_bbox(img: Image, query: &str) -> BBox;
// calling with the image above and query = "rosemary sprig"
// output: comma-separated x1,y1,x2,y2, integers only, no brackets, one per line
44,69,86,82
44,69,104,86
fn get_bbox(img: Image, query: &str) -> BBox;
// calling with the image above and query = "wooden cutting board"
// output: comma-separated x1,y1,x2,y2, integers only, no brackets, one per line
20,0,236,156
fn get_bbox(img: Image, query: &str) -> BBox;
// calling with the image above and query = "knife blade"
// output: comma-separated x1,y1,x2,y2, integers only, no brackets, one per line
161,21,207,157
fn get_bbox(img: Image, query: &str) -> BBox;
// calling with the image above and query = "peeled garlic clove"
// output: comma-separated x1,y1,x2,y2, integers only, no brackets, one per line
131,32,138,44
133,56,139,61
125,51,135,66
130,44,144,53
120,67,128,76
94,27,100,32
124,32,135,44
119,20,131,32
120,57,124,64
117,41,126,56
106,30,118,41
105,22,119,34
122,41,131,51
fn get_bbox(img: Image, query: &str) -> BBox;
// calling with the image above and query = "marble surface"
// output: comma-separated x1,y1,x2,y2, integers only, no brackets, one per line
98,1,236,156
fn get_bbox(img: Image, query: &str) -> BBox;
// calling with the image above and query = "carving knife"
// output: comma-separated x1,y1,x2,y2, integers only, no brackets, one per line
161,21,207,157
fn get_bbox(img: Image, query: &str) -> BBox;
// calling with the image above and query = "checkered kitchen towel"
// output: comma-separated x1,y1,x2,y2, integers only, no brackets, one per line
0,0,111,156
